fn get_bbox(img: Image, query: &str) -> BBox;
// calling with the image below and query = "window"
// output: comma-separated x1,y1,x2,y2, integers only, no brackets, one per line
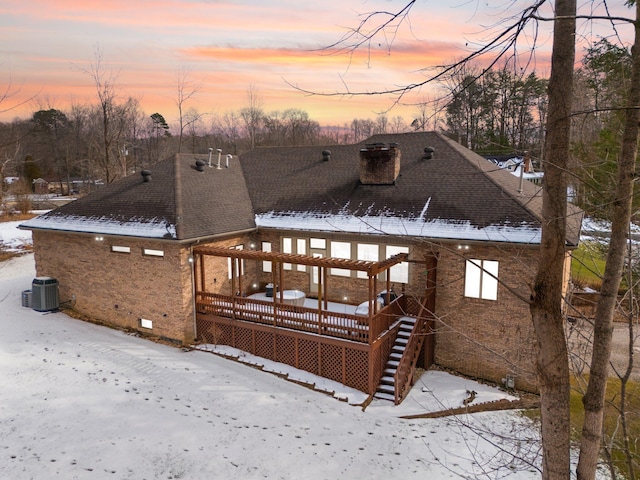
464,259,499,300
386,246,409,283
357,243,378,279
330,241,351,277
227,245,244,279
143,248,164,257
262,242,272,273
310,238,326,249
282,238,292,270
296,239,306,272
139,318,153,329
111,245,130,253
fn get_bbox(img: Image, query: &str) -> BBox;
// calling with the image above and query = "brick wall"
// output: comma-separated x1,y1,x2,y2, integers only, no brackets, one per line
359,144,401,185
32,231,195,344
430,242,539,391
195,234,257,296
33,228,542,391
242,232,540,391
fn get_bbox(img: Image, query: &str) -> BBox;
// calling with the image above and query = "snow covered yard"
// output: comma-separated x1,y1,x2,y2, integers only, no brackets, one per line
0,251,546,479
0,219,33,253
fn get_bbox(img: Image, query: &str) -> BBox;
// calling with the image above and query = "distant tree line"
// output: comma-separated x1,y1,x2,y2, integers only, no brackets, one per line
0,41,626,223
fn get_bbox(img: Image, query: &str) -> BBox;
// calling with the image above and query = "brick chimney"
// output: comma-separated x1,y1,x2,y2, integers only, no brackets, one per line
359,143,401,185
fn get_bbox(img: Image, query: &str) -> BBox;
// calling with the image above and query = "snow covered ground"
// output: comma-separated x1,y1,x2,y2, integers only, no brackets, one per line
0,219,34,252
0,220,549,479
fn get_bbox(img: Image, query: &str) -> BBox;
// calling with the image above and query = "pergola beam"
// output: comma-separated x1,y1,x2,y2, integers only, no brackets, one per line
193,246,407,275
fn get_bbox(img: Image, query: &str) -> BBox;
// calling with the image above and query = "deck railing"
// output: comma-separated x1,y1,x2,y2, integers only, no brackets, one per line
195,291,403,345
392,316,426,404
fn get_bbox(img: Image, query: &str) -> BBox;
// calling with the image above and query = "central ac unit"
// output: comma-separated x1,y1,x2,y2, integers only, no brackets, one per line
32,277,60,312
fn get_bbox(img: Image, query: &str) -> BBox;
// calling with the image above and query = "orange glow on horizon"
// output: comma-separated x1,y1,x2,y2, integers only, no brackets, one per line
0,0,630,127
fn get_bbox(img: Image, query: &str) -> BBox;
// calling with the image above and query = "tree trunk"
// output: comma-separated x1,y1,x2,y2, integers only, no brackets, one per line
529,0,575,479
577,4,640,478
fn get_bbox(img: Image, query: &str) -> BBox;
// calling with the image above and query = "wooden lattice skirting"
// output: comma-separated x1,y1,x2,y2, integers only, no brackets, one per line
196,313,400,394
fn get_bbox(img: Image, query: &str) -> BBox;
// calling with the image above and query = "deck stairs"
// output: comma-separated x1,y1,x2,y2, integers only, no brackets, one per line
375,316,422,403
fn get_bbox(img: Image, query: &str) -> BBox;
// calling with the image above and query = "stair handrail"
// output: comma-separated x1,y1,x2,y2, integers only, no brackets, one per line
392,301,430,404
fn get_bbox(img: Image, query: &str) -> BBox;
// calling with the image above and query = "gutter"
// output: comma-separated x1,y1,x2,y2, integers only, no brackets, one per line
20,225,258,245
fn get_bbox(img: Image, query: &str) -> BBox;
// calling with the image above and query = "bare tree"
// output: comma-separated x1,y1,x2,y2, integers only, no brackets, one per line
239,85,264,149
412,96,440,132
528,2,576,479
389,115,407,133
0,141,23,205
577,3,640,478
295,2,610,479
0,71,39,116
215,111,242,154
175,67,201,153
184,107,206,153
83,46,120,183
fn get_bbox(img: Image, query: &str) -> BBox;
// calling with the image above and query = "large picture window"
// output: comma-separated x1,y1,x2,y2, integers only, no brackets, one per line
296,239,306,272
282,238,292,270
357,243,378,279
386,246,409,283
464,259,499,300
227,245,244,279
277,236,410,282
330,241,351,277
262,242,272,273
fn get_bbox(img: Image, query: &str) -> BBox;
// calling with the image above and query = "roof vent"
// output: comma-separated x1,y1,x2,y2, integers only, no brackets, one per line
322,150,331,161
423,147,435,160
195,160,206,172
141,170,151,182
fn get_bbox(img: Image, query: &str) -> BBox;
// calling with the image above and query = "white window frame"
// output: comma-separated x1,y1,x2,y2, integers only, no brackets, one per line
143,248,164,257
310,238,326,249
111,245,131,253
262,241,272,273
296,239,307,272
282,238,293,270
330,241,351,277
464,259,499,301
227,245,244,279
386,246,409,283
357,243,378,279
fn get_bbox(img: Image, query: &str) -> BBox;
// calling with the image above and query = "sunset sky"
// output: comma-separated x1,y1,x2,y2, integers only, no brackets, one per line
0,1,634,128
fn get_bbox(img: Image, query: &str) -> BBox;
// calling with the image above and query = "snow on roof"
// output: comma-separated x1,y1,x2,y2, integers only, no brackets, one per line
256,211,542,244
510,165,544,180
22,214,176,239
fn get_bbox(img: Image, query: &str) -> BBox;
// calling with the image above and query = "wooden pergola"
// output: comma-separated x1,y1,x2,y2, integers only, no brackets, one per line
193,246,408,317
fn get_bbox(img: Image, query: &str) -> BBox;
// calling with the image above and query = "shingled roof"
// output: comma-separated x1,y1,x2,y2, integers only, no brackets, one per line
21,131,582,246
21,153,256,241
240,131,581,245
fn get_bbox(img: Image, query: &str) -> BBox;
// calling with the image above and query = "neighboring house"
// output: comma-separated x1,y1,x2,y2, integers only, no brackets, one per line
32,178,49,194
486,154,544,185
21,132,582,402
3,176,19,185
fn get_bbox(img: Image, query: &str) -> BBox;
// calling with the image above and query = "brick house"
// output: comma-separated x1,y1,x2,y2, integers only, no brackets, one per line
21,131,582,402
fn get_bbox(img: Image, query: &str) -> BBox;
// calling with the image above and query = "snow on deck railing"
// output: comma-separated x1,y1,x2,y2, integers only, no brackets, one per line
195,292,402,344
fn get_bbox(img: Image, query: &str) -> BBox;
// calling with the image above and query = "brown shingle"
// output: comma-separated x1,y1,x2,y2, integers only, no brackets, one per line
240,131,546,230
23,131,582,246
24,153,256,241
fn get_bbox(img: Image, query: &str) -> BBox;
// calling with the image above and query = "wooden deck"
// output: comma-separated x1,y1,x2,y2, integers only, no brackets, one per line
195,292,405,344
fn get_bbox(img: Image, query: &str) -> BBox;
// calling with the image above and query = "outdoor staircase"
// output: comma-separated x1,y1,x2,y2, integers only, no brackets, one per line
374,316,418,403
